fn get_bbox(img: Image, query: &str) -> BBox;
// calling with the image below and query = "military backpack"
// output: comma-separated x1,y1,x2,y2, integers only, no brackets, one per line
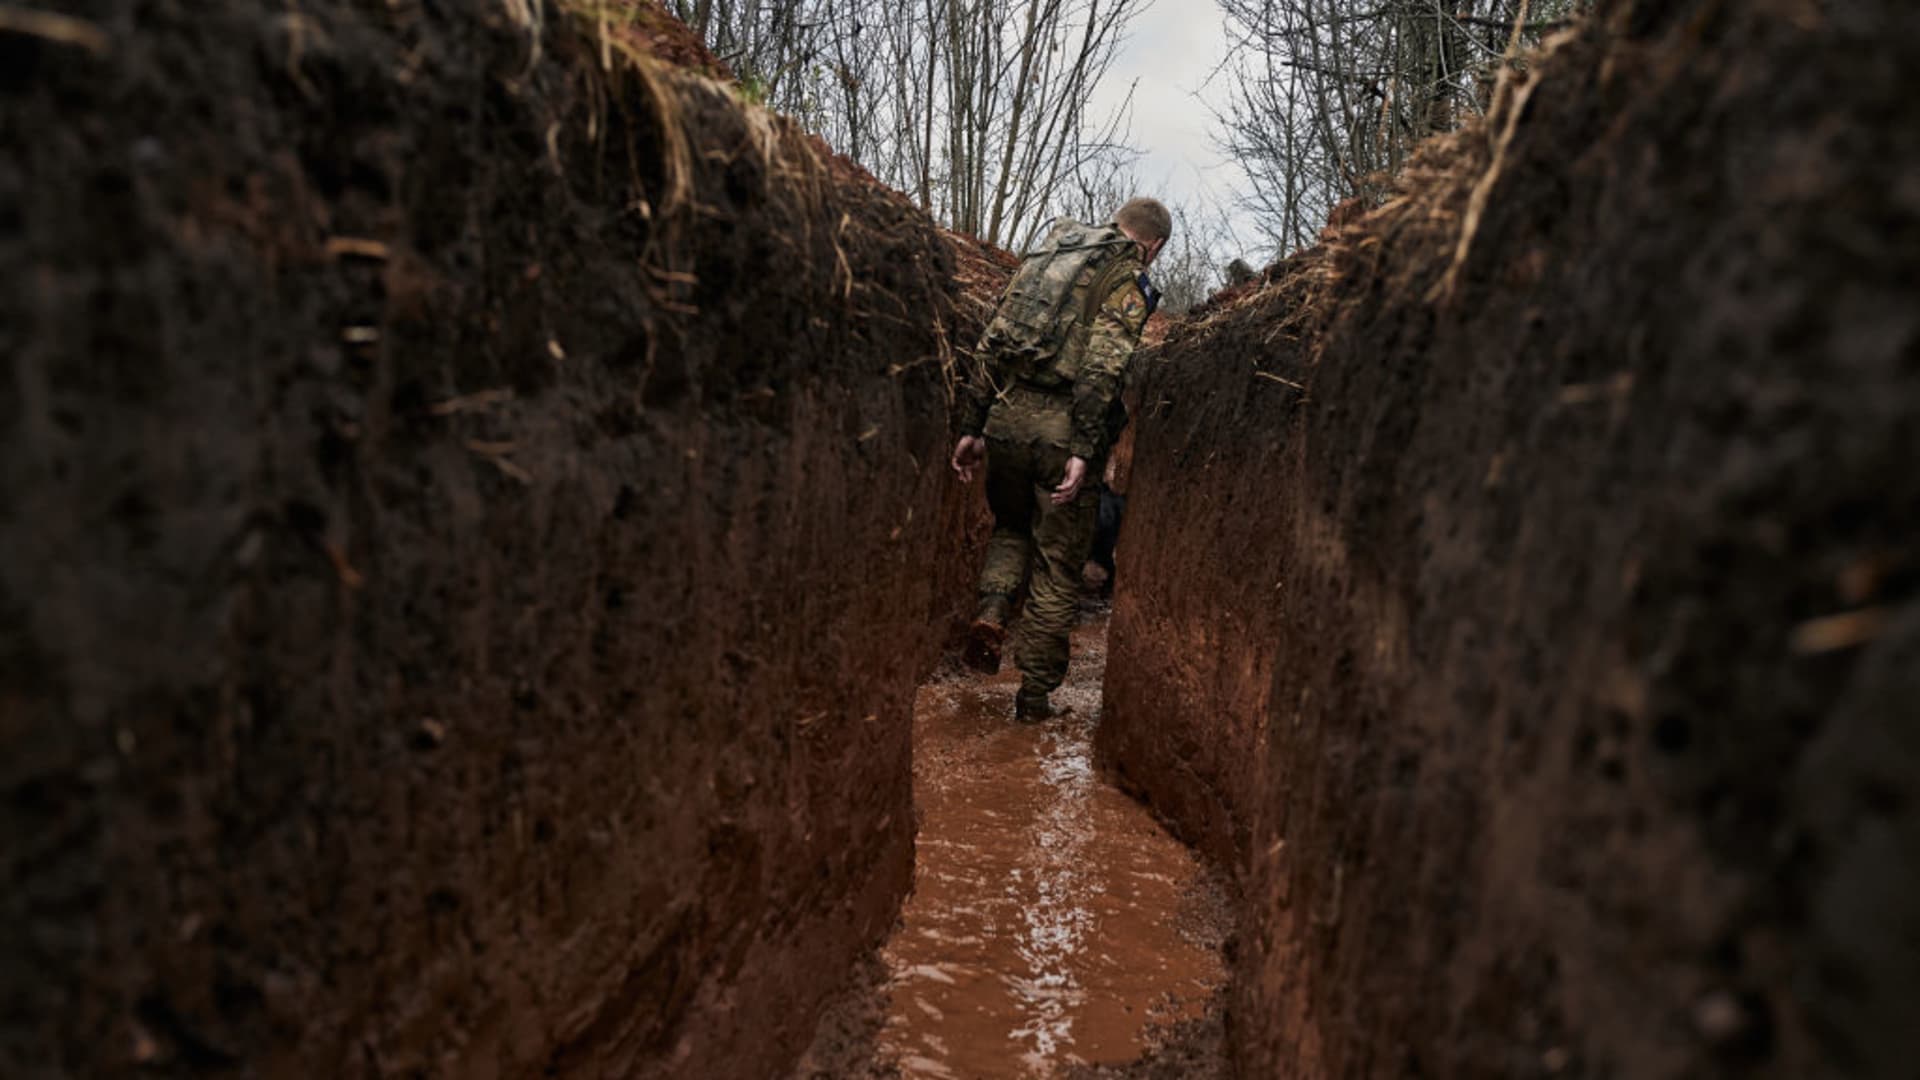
980,219,1139,388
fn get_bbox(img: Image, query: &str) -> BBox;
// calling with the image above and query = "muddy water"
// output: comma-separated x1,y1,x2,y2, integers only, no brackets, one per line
876,616,1223,1078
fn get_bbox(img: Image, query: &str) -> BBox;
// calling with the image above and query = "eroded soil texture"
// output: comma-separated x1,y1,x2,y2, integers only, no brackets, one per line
1103,1,1920,1077
0,2,1001,1076
799,616,1230,1078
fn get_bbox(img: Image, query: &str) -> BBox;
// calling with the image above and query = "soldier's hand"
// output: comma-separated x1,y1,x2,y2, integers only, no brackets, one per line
951,436,986,484
1051,456,1088,506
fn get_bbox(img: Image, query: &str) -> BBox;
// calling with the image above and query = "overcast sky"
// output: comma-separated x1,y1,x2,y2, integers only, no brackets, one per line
1087,0,1261,261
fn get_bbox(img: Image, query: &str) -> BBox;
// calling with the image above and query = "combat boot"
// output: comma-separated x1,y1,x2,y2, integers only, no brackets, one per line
963,594,1012,674
1014,691,1055,724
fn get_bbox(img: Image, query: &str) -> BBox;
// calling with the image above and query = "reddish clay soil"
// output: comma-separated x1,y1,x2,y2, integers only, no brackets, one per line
1102,2,1920,1077
927,229,1020,646
597,0,737,80
0,2,999,1077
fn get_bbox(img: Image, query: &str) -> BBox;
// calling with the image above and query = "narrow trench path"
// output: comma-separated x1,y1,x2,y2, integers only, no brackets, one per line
803,610,1231,1078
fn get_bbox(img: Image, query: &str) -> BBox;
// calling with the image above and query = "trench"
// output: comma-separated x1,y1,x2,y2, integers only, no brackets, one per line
8,2,1919,1078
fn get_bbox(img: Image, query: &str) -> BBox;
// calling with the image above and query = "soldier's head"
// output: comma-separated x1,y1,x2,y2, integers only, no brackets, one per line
1114,197,1173,266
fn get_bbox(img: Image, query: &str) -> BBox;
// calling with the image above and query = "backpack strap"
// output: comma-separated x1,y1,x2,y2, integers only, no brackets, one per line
1078,240,1145,330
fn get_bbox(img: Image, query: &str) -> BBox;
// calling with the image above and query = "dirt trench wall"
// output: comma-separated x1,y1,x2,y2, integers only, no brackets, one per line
1101,2,1920,1077
0,3,988,1076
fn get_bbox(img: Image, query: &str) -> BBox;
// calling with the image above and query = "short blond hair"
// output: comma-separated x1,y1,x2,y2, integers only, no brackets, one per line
1114,197,1172,245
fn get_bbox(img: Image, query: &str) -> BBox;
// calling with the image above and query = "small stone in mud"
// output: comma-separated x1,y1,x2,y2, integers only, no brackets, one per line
411,717,447,750
1692,990,1745,1041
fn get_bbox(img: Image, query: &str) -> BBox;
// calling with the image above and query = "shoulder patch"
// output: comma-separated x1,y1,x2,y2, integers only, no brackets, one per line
1102,281,1150,335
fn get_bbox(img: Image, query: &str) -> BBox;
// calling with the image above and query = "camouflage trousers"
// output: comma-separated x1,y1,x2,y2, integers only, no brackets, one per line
975,391,1099,707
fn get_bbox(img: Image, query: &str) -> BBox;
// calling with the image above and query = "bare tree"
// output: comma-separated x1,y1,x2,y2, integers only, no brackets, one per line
1214,0,1592,256
668,0,1150,249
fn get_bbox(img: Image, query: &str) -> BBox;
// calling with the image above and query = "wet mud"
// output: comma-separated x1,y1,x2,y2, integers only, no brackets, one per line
800,615,1229,1078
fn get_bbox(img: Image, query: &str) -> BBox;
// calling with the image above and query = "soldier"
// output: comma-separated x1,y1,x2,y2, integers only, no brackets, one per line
949,197,1170,722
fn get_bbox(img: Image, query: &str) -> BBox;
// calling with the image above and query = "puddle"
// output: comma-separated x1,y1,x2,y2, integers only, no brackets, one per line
876,616,1224,1077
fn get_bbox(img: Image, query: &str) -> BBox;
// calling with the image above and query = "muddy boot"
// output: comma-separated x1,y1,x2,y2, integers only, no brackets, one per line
963,594,1012,674
964,620,1006,674
1014,691,1056,724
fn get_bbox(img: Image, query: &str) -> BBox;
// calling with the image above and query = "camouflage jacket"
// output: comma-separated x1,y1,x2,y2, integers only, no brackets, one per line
960,229,1154,462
